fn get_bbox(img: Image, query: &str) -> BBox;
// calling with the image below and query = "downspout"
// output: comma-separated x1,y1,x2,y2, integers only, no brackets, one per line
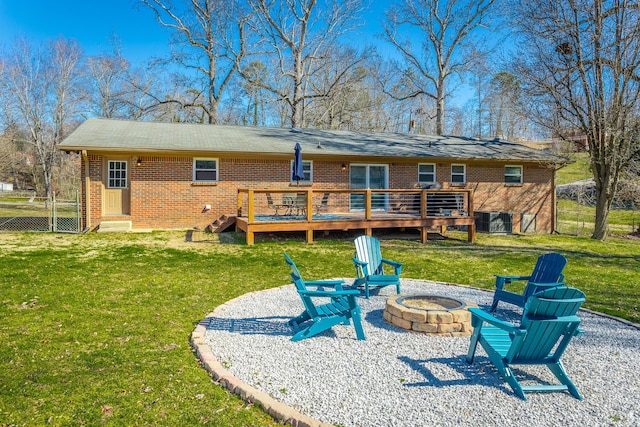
82,150,91,230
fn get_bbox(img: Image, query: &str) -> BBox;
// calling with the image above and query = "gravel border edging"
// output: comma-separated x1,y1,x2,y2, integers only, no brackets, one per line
190,287,333,427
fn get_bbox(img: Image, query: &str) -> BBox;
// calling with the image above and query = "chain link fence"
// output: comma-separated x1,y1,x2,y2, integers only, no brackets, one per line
0,191,82,233
556,181,640,236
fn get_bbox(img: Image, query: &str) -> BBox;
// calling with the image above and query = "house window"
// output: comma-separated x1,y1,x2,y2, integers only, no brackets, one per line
108,160,128,189
505,165,523,184
418,163,436,184
451,164,466,184
193,158,218,182
290,160,313,182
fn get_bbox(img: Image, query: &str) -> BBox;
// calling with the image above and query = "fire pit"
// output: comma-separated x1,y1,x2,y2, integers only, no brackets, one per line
383,294,478,336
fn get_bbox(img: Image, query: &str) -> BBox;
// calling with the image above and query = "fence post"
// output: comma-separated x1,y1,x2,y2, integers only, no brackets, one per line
76,190,81,232
51,194,56,232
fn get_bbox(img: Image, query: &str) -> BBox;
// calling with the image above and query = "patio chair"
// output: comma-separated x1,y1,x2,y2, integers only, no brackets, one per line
314,192,330,214
284,252,365,341
293,193,307,216
352,235,402,299
467,286,586,400
490,252,567,312
266,193,289,216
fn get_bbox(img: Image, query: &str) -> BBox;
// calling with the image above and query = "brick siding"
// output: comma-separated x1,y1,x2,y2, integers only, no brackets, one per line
82,154,555,232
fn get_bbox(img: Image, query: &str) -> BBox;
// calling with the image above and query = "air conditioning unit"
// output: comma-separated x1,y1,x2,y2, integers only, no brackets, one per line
475,211,513,234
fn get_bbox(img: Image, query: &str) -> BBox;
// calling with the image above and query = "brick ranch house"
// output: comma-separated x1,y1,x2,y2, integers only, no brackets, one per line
58,118,569,238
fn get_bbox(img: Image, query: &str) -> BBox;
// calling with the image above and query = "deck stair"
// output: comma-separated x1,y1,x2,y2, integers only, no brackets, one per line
207,215,236,233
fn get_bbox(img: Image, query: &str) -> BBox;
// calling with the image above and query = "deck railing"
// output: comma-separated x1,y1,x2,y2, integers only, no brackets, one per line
237,188,473,221
235,188,475,244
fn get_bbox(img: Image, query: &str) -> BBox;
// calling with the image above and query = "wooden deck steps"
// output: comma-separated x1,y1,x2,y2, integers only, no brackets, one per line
207,215,236,233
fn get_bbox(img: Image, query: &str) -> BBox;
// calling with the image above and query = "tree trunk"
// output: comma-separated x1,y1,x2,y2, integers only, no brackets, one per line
592,188,611,240
435,81,445,135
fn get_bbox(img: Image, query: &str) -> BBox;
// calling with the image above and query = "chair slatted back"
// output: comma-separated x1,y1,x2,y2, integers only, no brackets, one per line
284,252,318,318
510,287,585,361
354,235,384,275
529,253,567,283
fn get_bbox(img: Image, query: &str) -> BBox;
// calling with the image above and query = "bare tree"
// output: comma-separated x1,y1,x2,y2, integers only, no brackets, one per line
382,0,498,135
140,0,250,124
511,0,640,240
86,37,133,119
246,0,367,128
0,37,83,199
485,72,524,139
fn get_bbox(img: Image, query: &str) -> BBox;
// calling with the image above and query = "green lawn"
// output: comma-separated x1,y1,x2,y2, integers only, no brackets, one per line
557,152,592,185
0,230,638,425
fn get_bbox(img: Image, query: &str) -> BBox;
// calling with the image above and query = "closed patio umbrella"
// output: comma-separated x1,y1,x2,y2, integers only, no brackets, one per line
292,142,305,183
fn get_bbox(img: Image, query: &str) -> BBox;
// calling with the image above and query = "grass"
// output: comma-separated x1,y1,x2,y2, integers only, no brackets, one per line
555,152,640,235
557,152,592,185
1,230,639,425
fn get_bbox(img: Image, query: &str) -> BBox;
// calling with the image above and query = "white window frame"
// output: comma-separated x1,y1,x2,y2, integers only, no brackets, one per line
193,158,219,182
290,160,313,183
107,160,128,189
505,165,523,184
418,163,436,184
451,164,466,184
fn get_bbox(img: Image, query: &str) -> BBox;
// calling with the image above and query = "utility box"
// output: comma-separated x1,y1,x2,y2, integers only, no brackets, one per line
521,212,536,233
475,211,513,234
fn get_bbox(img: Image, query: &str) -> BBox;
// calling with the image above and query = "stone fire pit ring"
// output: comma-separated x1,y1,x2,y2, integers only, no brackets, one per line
383,293,478,337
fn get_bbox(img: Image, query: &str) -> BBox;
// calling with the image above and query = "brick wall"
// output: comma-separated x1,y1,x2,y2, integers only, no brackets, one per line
82,154,555,232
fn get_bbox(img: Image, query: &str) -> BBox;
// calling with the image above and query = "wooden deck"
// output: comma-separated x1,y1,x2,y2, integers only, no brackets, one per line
235,189,476,245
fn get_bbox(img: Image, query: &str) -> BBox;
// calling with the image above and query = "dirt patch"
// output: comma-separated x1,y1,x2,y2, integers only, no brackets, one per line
615,231,640,241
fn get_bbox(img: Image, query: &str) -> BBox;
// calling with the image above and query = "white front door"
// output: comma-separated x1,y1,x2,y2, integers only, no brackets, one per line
103,159,130,215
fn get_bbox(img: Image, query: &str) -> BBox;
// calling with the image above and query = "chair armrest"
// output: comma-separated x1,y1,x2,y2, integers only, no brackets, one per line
298,289,361,298
468,308,524,335
304,279,344,291
495,274,532,281
305,279,344,286
381,258,402,274
352,257,367,267
494,274,532,290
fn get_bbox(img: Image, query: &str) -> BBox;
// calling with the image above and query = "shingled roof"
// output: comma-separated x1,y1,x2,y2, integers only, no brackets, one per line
59,118,568,164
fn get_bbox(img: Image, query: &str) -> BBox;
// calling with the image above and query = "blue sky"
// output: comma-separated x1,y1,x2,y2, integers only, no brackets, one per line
0,1,171,60
0,0,473,105
0,0,390,60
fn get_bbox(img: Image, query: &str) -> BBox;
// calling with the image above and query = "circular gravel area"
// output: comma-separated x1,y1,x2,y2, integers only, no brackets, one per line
203,279,640,427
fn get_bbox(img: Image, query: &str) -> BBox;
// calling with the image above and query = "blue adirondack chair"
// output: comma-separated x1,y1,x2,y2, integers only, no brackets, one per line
467,286,586,400
490,252,567,312
352,235,402,299
284,252,365,342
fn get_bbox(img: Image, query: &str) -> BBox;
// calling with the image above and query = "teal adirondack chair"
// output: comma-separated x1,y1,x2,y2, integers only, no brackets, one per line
284,252,365,342
352,235,402,299
490,252,567,312
467,286,586,400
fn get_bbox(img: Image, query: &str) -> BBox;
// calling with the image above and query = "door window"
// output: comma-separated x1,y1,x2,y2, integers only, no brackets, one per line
108,161,128,189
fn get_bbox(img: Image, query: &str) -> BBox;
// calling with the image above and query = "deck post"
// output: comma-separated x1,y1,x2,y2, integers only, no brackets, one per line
467,223,475,243
365,189,372,220
247,190,255,222
305,189,312,220
421,226,428,243
306,229,314,243
247,231,255,245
